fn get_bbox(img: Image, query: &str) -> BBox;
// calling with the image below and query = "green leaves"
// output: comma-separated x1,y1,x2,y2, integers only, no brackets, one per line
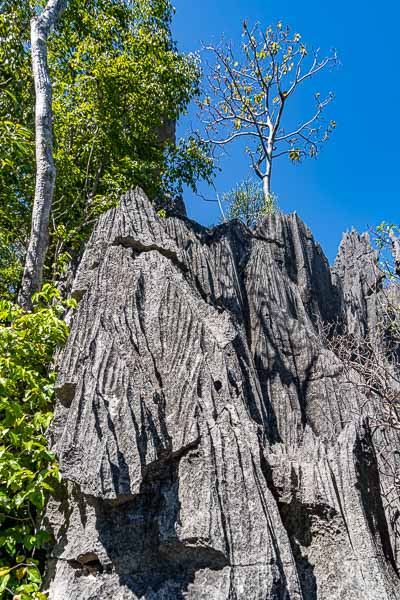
164,136,215,194
222,178,276,229
49,0,205,206
0,1,35,299
0,286,70,598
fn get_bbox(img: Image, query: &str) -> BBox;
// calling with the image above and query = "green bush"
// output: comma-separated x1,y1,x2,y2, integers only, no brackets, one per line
223,178,276,229
0,285,74,599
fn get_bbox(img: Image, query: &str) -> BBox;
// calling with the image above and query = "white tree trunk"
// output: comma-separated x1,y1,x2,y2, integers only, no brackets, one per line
262,175,271,202
262,145,273,204
389,229,400,277
263,157,272,203
18,0,67,311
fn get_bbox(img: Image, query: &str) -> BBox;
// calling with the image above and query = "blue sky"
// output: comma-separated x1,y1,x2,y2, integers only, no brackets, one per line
172,0,399,263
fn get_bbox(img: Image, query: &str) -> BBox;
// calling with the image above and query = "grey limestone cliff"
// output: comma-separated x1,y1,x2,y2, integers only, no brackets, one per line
44,189,400,599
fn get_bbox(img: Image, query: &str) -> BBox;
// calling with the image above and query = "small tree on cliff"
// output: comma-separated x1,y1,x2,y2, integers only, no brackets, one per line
199,21,338,203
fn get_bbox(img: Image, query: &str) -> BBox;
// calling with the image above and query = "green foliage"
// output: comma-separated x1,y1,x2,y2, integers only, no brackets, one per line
223,178,276,229
50,0,205,208
0,285,74,599
375,222,399,240
0,0,214,298
0,118,33,300
164,136,215,194
0,1,35,299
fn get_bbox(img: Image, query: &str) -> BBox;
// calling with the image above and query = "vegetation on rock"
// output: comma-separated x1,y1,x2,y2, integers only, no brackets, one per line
222,178,276,228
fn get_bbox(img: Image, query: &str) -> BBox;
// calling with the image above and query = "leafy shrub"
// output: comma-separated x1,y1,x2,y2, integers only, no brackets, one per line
0,285,74,599
223,178,276,229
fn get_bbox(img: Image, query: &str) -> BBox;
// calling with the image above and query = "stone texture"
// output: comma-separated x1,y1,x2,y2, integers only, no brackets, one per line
331,230,384,337
45,189,400,599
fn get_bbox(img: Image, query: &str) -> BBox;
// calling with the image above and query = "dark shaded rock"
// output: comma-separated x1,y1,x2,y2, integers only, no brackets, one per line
154,194,187,218
45,189,400,599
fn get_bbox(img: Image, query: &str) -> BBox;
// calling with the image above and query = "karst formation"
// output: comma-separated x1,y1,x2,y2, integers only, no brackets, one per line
43,188,400,599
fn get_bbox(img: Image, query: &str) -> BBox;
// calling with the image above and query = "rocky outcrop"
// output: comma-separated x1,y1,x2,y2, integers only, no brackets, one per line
44,189,400,599
332,230,384,337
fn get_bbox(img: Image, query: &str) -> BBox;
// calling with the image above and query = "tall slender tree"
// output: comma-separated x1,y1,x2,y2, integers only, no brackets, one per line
18,0,67,310
200,21,337,203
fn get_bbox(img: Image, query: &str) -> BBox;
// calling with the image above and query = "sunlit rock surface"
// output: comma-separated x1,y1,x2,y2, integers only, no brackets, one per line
45,189,400,599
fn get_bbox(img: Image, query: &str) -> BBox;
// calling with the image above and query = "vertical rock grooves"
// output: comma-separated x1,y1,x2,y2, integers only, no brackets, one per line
45,188,400,599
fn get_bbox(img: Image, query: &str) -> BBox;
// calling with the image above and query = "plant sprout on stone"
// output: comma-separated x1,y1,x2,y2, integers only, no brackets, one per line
223,178,276,229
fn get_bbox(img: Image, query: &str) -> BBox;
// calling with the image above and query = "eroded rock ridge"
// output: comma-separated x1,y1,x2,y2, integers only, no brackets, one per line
45,189,400,599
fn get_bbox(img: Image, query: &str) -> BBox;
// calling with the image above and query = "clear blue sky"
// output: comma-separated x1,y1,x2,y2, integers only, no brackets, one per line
172,0,399,263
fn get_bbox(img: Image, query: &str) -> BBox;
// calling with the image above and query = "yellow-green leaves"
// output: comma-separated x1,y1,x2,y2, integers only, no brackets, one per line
201,18,336,200
289,148,301,162
270,41,280,55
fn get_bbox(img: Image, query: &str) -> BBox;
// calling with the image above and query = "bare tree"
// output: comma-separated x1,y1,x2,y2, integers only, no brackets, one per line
323,295,400,551
18,0,68,311
199,20,338,202
324,224,400,431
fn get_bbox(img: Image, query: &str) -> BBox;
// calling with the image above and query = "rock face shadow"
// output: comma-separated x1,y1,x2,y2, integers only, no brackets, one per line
94,457,229,599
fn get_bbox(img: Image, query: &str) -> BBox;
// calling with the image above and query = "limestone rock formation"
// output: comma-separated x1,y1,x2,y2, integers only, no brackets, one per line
44,189,400,599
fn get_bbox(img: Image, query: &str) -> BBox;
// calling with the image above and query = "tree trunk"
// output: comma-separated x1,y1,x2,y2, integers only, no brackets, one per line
262,173,271,203
18,0,67,311
389,229,400,277
262,149,273,204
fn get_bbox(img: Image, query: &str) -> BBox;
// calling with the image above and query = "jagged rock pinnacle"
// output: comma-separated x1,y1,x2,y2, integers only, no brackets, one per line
44,188,400,600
